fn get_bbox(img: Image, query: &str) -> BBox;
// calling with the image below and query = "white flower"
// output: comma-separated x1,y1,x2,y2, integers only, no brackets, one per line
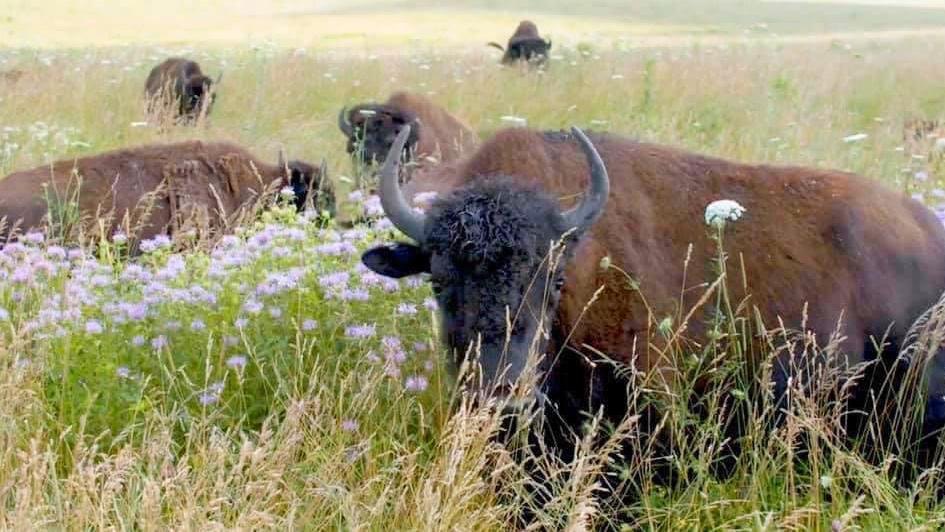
500,115,527,127
842,133,868,143
704,199,747,227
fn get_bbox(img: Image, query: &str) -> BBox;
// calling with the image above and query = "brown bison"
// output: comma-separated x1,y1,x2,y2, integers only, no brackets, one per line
0,141,333,244
337,91,478,172
363,125,945,487
0,69,24,84
488,20,552,66
144,58,218,124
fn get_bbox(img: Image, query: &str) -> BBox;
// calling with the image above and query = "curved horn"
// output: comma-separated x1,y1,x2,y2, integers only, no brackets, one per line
487,41,506,52
561,127,609,232
378,125,425,241
337,106,353,137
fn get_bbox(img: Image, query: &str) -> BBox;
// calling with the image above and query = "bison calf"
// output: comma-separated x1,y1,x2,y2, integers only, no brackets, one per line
338,91,478,176
365,125,945,496
0,141,333,245
488,20,552,67
144,58,218,124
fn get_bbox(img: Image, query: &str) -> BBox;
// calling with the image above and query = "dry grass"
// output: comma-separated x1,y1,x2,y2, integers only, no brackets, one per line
3,7,945,530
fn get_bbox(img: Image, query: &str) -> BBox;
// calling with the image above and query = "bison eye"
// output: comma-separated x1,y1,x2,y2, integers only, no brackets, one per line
553,278,565,291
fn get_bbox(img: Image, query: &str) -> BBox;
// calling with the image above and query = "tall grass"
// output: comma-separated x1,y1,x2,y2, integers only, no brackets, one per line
1,37,945,528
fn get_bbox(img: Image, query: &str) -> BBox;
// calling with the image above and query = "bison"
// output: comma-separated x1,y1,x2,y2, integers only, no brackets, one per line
488,20,552,67
363,125,945,491
337,91,478,174
144,58,218,124
0,141,333,245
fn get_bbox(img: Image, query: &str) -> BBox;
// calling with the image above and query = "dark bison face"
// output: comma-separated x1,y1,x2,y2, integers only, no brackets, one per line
285,160,336,217
182,75,215,118
338,105,419,167
505,38,552,65
361,126,609,402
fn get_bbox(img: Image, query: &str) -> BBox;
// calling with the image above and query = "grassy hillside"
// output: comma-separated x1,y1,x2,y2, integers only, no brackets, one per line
2,2,945,530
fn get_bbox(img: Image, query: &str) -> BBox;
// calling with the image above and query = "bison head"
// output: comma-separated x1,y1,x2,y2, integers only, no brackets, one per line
338,104,419,168
182,75,215,118
278,155,336,217
361,126,609,403
504,38,552,65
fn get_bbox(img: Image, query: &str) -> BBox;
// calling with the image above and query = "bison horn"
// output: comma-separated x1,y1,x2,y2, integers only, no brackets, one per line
487,41,506,52
338,106,354,137
378,125,425,241
561,127,609,233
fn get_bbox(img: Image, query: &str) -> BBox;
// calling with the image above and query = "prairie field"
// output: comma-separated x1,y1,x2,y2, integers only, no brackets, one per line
5,1,945,530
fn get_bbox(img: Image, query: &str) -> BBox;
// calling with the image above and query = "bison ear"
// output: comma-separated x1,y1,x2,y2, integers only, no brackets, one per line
361,243,430,278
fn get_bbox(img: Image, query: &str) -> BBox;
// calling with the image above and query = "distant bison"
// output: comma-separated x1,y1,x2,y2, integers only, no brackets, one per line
0,69,24,84
364,126,945,484
144,58,219,124
488,20,552,66
0,141,333,244
338,91,478,173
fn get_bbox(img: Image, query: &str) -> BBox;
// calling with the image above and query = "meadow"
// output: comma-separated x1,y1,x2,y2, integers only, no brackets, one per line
4,1,945,529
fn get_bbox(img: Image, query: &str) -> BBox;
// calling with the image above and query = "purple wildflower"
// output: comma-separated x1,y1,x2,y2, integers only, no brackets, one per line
302,319,318,331
234,317,249,329
404,375,429,393
151,335,168,350
242,299,264,314
341,419,359,432
226,355,248,369
190,319,206,331
363,195,384,217
112,231,128,244
396,303,418,316
131,335,145,347
423,298,437,311
198,392,219,406
23,232,44,244
345,323,376,340
319,271,350,290
116,366,131,379
85,320,103,334
268,306,283,318
339,288,370,301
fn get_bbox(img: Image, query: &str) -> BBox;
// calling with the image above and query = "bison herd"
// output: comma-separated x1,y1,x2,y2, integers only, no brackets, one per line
3,18,945,506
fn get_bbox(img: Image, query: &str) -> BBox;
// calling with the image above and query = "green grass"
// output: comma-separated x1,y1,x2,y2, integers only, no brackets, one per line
3,9,945,530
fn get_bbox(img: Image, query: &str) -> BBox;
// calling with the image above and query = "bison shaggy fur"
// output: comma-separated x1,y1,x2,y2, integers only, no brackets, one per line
0,141,333,245
366,127,945,486
489,20,552,66
338,91,478,171
144,58,216,124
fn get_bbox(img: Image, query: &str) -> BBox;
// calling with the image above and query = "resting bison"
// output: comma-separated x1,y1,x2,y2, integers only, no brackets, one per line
144,58,218,124
0,141,333,244
364,126,945,485
338,91,478,171
488,20,552,66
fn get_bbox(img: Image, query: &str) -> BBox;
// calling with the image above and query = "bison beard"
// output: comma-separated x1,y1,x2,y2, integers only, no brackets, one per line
364,125,945,506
